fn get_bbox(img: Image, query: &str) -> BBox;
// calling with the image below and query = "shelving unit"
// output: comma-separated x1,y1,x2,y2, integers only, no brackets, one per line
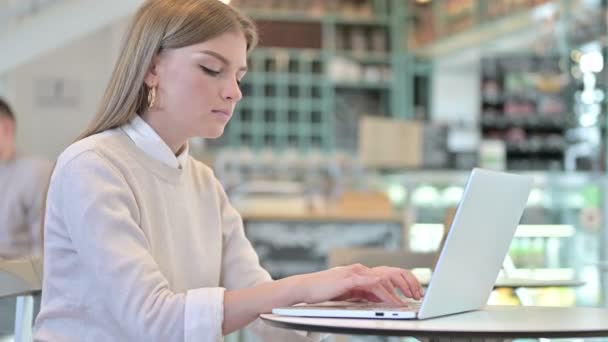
480,55,571,170
205,0,424,153
407,0,607,173
409,0,553,54
207,48,333,151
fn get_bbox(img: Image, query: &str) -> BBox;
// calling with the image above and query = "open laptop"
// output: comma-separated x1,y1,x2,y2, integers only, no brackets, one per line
272,168,533,320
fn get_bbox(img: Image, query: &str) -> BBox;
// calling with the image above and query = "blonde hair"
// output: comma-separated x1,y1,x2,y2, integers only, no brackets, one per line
77,0,258,140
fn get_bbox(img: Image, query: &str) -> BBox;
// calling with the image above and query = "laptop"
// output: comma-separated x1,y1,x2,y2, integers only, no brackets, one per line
272,168,533,320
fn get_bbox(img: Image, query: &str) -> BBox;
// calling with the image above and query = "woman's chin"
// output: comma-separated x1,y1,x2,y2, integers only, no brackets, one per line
201,127,225,140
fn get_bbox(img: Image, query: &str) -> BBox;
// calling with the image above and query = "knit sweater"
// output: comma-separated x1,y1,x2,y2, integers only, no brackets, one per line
34,127,318,342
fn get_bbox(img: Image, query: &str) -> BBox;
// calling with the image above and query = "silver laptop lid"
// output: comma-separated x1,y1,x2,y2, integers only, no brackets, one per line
418,168,533,319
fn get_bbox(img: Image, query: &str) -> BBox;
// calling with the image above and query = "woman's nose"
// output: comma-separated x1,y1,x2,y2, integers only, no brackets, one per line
222,79,242,102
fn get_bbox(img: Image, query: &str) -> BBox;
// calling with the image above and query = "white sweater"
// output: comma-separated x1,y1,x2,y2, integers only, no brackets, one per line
0,155,51,259
34,124,319,342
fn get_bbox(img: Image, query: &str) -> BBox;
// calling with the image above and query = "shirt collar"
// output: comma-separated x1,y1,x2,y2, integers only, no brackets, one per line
120,115,189,169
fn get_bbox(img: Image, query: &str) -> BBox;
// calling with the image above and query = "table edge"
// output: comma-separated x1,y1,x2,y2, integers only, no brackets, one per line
260,315,608,338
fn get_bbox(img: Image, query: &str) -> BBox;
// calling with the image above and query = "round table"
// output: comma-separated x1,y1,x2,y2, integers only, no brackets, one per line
261,305,608,341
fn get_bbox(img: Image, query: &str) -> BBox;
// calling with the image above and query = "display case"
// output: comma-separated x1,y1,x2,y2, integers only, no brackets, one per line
234,213,404,342
379,170,606,307
243,214,403,279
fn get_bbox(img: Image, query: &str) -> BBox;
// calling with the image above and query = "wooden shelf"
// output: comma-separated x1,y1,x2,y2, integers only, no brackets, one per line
241,210,403,223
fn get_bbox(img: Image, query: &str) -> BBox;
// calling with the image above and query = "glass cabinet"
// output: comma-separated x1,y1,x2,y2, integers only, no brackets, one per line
379,170,607,307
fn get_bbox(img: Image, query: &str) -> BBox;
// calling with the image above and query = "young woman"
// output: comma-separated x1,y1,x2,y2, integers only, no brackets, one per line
34,0,422,341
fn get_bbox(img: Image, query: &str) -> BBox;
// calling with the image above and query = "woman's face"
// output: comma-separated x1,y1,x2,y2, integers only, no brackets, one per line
145,30,247,142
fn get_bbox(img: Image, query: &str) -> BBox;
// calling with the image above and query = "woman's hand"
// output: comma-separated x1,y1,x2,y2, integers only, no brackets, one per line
368,266,423,300
290,264,423,307
223,263,423,333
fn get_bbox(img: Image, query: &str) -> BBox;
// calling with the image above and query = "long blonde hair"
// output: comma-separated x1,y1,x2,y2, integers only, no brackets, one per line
77,0,258,140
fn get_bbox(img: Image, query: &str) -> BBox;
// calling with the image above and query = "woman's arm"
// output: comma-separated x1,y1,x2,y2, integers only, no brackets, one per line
213,179,422,336
223,276,299,334
223,263,422,335
222,265,382,335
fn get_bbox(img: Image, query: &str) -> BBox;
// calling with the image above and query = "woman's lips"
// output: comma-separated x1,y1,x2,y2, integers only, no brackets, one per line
212,110,231,119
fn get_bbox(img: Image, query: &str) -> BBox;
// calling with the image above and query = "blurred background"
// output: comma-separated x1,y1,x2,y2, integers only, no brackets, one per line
0,0,607,341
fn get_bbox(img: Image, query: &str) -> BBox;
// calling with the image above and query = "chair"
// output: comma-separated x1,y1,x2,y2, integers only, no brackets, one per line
0,258,43,342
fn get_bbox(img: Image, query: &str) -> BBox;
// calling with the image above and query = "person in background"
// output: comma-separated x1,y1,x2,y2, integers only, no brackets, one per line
34,1,423,341
0,97,51,259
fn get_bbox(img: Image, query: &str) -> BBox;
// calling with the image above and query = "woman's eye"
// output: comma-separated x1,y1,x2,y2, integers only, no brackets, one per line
200,66,220,77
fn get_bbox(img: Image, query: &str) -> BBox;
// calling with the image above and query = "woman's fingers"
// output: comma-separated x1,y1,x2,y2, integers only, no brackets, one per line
343,265,381,289
362,292,382,302
371,281,404,306
380,277,403,305
389,270,420,300
392,274,415,299
351,289,383,303
381,278,406,305
343,265,398,305
347,273,381,289
369,266,423,300
340,264,424,306
400,270,424,299
316,264,426,305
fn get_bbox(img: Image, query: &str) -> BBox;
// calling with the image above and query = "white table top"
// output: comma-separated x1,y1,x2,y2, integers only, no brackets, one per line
261,305,608,338
494,277,585,288
413,272,585,288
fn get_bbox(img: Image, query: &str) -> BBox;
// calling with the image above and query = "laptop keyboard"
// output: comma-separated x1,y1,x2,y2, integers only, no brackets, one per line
344,301,422,312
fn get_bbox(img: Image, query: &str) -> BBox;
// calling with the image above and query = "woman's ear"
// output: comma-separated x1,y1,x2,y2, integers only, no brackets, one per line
144,55,161,87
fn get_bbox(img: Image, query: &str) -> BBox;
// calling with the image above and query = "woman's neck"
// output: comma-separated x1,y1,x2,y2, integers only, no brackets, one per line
140,111,186,155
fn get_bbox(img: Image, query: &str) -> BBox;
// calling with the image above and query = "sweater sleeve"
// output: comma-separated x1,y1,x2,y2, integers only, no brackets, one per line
215,179,326,342
57,151,224,342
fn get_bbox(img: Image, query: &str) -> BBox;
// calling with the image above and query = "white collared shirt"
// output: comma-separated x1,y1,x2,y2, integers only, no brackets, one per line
120,114,189,169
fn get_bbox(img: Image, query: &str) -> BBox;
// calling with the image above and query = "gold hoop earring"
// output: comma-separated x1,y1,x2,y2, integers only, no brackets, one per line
147,86,157,108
